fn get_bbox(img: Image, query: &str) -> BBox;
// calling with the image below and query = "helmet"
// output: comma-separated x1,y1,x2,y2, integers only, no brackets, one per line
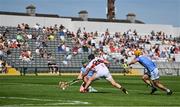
82,59,88,64
88,54,95,60
134,50,142,56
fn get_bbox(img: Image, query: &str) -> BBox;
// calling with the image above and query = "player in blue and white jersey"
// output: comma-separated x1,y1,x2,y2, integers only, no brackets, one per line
128,49,173,95
77,59,97,93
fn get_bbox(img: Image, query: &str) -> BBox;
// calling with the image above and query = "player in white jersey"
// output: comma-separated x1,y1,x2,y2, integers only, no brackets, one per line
82,54,128,94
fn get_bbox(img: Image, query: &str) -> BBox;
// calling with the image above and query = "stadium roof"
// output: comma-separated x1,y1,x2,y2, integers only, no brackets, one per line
61,16,144,24
0,11,59,18
0,11,144,24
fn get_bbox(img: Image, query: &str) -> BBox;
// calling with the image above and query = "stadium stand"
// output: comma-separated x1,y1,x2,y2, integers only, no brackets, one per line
0,24,180,76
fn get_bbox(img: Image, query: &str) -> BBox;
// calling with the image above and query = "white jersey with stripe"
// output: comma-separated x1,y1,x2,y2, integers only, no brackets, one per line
86,57,109,73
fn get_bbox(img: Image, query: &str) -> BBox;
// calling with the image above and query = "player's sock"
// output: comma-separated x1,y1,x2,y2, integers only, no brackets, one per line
88,86,98,93
166,89,173,95
150,87,157,94
121,87,128,94
166,89,170,92
148,83,152,87
148,83,157,92
147,82,155,88
88,86,92,92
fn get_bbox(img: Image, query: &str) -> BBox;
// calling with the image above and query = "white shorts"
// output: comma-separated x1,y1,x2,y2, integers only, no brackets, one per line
94,69,112,81
150,68,160,80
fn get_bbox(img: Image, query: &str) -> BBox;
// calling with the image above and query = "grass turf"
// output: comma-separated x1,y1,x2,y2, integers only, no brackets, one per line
0,75,179,106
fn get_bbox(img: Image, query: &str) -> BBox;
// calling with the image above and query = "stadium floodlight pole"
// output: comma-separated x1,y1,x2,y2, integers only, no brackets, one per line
107,0,116,21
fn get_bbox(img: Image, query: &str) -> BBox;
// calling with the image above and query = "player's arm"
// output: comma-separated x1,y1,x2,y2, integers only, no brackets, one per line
77,72,83,80
82,67,90,78
128,58,138,66
102,59,110,64
101,59,111,68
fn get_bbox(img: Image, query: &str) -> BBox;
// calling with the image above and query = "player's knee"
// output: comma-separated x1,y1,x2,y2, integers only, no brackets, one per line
153,80,159,85
142,75,149,80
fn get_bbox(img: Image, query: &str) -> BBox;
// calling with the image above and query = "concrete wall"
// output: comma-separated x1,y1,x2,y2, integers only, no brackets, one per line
72,21,175,36
0,14,179,37
173,27,180,37
0,15,73,30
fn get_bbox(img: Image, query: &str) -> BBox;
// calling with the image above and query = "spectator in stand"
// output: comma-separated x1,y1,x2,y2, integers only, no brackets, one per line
59,24,65,31
0,60,7,74
17,24,21,31
0,41,6,60
35,47,40,55
33,23,41,30
10,40,18,48
59,30,65,42
16,33,24,43
25,24,30,29
39,48,45,58
48,34,55,41
72,45,79,55
19,49,33,62
160,48,167,58
20,23,26,31
58,42,66,52
109,40,116,53
47,55,59,74
42,36,48,47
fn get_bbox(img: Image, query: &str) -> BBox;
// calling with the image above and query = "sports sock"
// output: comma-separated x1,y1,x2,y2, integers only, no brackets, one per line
148,83,152,87
166,89,170,92
88,86,92,89
148,83,156,89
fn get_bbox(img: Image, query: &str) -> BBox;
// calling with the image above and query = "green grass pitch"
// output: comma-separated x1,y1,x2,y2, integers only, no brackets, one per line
0,75,180,106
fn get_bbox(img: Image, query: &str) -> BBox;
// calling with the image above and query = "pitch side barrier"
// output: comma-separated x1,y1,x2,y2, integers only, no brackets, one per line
1,67,179,76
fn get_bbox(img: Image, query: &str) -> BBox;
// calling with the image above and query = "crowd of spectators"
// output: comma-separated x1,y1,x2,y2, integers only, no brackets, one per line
0,28,11,60
64,27,180,64
0,23,180,73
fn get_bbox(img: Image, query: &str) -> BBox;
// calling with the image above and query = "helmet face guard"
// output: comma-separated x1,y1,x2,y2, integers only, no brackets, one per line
88,54,95,60
82,59,88,65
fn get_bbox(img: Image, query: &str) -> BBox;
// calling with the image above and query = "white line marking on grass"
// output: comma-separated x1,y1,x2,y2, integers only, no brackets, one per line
0,82,55,86
0,97,90,106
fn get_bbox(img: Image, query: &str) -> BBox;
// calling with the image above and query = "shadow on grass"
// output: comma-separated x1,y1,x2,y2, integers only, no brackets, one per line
90,91,111,94
138,92,161,95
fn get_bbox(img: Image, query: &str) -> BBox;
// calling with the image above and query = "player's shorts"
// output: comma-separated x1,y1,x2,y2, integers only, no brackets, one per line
86,74,93,79
150,68,160,80
94,69,112,81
